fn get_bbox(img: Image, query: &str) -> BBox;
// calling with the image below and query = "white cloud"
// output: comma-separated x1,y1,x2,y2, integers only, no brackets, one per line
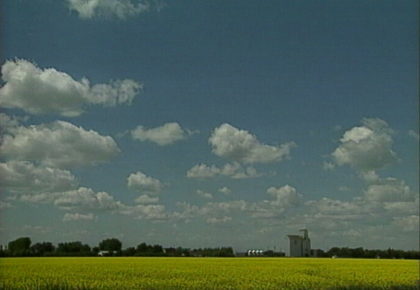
206,216,232,224
305,197,369,219
127,171,163,194
218,187,231,195
196,190,213,199
383,198,419,215
332,118,396,172
67,0,151,19
0,120,120,168
174,186,302,222
63,213,95,222
0,113,27,133
209,123,295,164
186,163,219,178
119,204,168,220
266,185,302,207
0,161,78,194
53,187,124,211
0,201,12,209
186,162,260,179
0,59,141,116
131,122,188,146
135,194,159,204
364,178,414,202
322,161,335,171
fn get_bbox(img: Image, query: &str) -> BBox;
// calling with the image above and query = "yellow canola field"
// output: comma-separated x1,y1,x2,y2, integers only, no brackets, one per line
0,257,418,289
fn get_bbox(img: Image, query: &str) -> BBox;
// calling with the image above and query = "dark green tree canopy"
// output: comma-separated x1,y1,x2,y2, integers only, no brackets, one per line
99,238,122,252
8,237,31,256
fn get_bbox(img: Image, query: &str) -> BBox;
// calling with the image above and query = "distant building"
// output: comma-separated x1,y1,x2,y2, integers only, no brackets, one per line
287,229,311,257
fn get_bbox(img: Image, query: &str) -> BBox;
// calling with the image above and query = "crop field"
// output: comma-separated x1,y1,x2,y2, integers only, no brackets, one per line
0,257,418,289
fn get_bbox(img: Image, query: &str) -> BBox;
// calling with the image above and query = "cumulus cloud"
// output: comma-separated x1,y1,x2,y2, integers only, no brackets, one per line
0,120,120,168
135,194,159,204
0,161,78,194
364,178,414,202
63,213,95,222
0,201,12,209
209,123,295,164
119,204,168,220
131,122,188,146
196,190,213,200
67,0,152,19
0,113,27,134
186,162,260,179
266,185,302,208
218,187,231,195
127,171,163,195
332,118,396,173
306,197,369,219
206,216,232,224
174,186,302,222
53,187,124,211
0,59,141,116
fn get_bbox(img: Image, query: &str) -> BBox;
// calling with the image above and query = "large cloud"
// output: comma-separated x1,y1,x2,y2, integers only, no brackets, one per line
67,0,151,19
209,123,295,164
131,122,188,146
332,118,397,172
0,161,78,194
0,59,141,116
127,171,163,195
0,120,120,168
186,162,260,179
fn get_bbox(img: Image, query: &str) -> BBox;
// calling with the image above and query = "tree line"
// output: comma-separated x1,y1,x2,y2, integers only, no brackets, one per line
0,237,235,257
1,237,418,259
315,247,420,259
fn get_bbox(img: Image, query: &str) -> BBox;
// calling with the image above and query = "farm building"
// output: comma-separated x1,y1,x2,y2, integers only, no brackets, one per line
287,229,311,257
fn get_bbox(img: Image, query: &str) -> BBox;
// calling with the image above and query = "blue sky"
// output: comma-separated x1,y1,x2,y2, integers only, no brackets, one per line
0,0,418,252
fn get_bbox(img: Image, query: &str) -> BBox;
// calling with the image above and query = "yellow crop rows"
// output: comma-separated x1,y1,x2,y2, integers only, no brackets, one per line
0,257,418,289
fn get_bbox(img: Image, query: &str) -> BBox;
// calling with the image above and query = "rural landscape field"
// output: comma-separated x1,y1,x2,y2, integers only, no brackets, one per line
0,257,418,289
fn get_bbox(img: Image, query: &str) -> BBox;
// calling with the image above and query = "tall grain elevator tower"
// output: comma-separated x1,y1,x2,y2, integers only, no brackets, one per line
287,229,311,257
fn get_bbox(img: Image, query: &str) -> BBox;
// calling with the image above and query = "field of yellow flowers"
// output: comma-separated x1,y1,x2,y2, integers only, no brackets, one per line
0,257,418,289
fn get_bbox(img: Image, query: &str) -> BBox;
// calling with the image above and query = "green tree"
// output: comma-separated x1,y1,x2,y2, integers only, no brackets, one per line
31,242,55,256
99,238,122,252
8,237,31,256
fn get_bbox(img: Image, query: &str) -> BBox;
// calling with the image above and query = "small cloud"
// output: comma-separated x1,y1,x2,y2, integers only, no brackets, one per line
0,201,12,209
338,186,351,192
266,185,302,207
131,122,188,146
127,171,163,195
218,187,231,195
186,162,261,179
63,213,95,222
135,194,159,204
196,190,213,199
206,216,232,224
209,123,295,164
323,162,335,171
